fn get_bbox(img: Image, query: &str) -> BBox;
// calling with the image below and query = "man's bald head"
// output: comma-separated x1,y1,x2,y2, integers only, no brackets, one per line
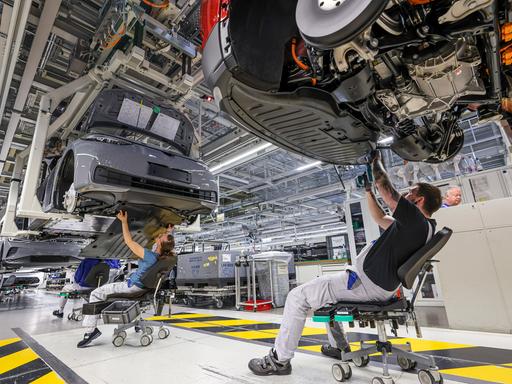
444,186,462,207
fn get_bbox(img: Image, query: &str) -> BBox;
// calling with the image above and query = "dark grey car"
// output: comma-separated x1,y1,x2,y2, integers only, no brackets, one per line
40,89,218,224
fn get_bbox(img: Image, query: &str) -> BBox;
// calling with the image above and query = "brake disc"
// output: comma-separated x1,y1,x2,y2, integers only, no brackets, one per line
296,0,387,49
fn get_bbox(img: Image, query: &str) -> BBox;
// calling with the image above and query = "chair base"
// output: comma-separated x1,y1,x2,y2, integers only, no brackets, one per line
111,319,171,347
329,319,443,384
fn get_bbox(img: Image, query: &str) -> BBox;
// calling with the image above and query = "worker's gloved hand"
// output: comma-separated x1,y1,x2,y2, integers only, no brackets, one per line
363,173,372,192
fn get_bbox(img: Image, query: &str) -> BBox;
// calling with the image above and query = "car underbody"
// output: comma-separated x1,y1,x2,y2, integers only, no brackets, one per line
202,0,510,164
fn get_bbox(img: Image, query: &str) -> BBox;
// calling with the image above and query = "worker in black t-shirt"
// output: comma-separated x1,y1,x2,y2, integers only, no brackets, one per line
248,150,443,376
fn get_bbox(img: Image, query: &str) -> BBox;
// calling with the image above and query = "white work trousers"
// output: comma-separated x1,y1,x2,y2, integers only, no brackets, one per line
60,269,119,312
82,282,145,331
274,245,395,361
58,283,91,311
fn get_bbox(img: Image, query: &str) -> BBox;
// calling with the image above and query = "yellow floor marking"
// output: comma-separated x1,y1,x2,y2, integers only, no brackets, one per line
299,343,370,354
217,330,276,339
301,327,327,335
298,338,471,357
0,337,21,348
172,319,265,328
30,371,65,384
440,365,512,383
219,326,326,340
146,313,214,321
299,345,323,353
383,338,472,352
0,348,39,375
338,338,471,352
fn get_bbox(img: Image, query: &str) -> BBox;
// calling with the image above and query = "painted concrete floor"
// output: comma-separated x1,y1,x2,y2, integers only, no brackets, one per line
1,290,511,384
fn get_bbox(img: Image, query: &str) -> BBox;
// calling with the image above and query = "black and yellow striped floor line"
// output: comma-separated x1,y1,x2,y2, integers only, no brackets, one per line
147,312,512,384
0,337,64,384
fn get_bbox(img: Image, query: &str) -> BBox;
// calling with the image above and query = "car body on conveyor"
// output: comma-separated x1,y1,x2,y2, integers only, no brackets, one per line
39,89,218,225
200,0,509,164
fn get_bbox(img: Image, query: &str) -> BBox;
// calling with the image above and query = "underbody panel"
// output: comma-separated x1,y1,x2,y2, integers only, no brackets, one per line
219,77,377,164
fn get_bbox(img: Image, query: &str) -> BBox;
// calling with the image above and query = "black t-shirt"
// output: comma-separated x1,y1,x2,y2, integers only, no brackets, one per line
363,197,436,291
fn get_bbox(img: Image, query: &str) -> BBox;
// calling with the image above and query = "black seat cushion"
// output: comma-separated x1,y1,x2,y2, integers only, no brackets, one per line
105,290,149,300
314,297,409,318
333,297,409,312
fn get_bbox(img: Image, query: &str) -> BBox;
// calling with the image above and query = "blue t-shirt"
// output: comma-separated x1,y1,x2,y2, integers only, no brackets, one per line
127,249,159,289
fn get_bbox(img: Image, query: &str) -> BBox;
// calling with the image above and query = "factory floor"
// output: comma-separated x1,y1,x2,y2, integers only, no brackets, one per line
1,289,511,384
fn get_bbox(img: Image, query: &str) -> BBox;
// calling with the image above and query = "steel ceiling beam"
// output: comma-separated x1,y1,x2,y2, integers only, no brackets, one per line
0,4,13,67
0,0,31,151
0,0,62,169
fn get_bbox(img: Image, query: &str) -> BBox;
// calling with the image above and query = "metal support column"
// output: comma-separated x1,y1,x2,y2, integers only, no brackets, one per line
0,152,38,236
16,74,98,220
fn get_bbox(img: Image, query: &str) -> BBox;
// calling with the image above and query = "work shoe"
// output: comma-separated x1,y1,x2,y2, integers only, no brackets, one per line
321,344,351,360
248,350,292,376
52,310,64,319
77,328,102,348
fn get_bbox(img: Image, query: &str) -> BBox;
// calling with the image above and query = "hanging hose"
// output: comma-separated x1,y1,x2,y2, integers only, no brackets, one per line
142,0,170,8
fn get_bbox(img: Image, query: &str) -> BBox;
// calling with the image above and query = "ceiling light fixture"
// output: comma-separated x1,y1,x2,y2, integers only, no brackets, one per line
210,142,273,173
296,160,322,171
377,136,394,145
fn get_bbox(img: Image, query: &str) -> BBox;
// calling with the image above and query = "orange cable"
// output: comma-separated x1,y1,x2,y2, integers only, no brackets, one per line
104,24,126,49
142,0,170,8
500,42,512,53
291,38,309,71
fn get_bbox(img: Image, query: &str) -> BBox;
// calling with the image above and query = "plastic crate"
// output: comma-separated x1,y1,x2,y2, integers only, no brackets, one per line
101,301,140,324
82,300,111,315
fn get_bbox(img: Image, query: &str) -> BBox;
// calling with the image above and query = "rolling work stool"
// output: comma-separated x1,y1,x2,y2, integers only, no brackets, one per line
83,258,175,347
313,227,452,384
62,262,110,321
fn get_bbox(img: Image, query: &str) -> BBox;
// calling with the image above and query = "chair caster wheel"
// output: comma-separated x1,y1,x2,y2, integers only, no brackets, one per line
397,356,417,370
215,299,224,309
418,369,443,384
114,330,127,339
140,333,153,347
112,335,125,347
352,355,370,367
75,314,83,322
67,314,72,320
332,362,352,382
372,377,395,384
144,326,153,335
158,327,170,339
